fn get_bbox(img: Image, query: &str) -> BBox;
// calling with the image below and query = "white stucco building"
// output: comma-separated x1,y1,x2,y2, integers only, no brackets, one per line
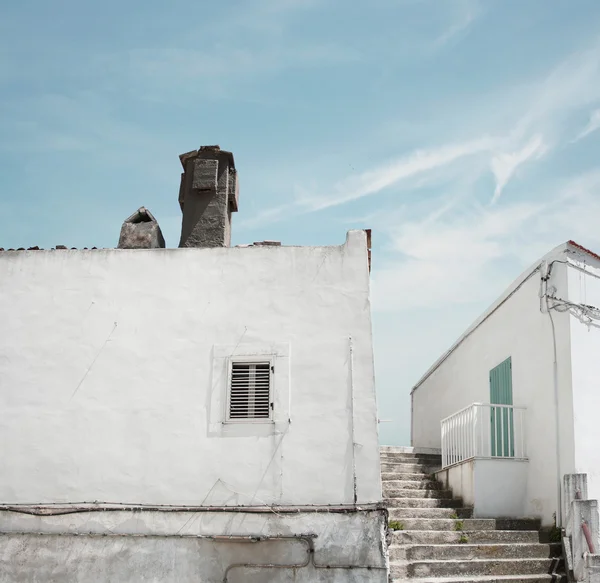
0,147,386,582
411,240,600,528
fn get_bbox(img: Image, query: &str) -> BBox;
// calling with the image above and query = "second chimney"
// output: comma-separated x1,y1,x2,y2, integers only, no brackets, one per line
178,145,239,248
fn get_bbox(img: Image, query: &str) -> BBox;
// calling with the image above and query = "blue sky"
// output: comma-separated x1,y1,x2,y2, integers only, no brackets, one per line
2,0,600,445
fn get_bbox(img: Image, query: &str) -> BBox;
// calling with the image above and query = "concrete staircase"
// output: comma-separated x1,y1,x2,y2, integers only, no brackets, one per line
381,446,564,583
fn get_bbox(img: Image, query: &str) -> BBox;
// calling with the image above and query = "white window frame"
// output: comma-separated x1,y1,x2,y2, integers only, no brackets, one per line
225,356,274,424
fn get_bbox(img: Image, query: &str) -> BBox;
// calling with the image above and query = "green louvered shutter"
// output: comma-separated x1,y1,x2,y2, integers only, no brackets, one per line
489,357,514,457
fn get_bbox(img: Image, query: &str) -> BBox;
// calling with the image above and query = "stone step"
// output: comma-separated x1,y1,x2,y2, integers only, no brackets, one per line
391,530,541,545
388,518,495,531
391,557,560,578
389,507,473,519
383,479,443,490
383,487,454,499
390,543,562,562
392,575,566,583
382,472,436,481
380,453,442,464
381,462,441,473
495,518,542,532
384,496,463,508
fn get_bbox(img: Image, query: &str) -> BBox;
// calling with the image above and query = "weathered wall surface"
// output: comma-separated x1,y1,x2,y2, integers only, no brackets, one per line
0,231,380,507
0,509,387,582
568,251,600,508
411,249,575,525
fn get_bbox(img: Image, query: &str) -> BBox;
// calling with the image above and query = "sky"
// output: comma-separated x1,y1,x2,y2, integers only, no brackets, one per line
2,0,600,445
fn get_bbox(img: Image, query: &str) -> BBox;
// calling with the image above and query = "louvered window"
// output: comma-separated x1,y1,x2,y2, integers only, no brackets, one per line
228,361,272,421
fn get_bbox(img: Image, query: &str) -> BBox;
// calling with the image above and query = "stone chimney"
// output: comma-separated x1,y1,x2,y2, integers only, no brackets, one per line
178,146,239,248
118,207,165,249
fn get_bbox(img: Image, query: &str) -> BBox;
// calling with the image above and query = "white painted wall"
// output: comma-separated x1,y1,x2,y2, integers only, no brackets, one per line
435,461,475,508
411,246,576,525
472,459,528,518
0,231,381,507
435,459,528,518
567,251,600,508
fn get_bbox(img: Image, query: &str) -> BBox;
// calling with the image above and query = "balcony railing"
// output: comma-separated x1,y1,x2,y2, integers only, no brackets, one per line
441,403,527,469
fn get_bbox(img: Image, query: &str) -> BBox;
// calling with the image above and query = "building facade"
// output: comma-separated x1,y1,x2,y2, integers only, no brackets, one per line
411,240,600,528
0,147,386,582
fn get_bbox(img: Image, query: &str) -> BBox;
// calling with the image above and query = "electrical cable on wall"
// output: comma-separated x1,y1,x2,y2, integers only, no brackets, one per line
548,296,600,330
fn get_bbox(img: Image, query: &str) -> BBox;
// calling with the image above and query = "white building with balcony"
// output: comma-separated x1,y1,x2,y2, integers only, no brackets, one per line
411,240,600,529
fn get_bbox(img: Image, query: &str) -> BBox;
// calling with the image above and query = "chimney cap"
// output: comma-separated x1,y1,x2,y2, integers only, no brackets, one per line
179,145,235,170
123,206,158,224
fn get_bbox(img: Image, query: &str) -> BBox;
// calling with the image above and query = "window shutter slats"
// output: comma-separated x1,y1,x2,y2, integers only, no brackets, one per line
228,362,272,420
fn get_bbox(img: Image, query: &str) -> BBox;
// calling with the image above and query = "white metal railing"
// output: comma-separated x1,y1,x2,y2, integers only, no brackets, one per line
441,403,527,468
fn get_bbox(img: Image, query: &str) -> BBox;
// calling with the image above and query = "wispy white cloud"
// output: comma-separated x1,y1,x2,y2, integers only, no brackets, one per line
514,41,600,141
216,0,325,36
0,118,91,153
371,201,541,311
254,0,325,15
483,41,600,199
363,42,600,309
239,137,495,228
1,0,354,105
126,43,360,86
572,109,600,143
299,137,494,211
241,129,545,226
490,134,548,203
240,204,293,229
0,93,175,158
244,125,548,225
129,0,358,98
431,0,480,49
241,37,600,228
371,169,600,312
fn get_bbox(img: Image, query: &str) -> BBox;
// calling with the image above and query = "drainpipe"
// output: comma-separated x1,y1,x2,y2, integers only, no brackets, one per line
349,335,358,505
550,309,563,527
541,260,563,527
